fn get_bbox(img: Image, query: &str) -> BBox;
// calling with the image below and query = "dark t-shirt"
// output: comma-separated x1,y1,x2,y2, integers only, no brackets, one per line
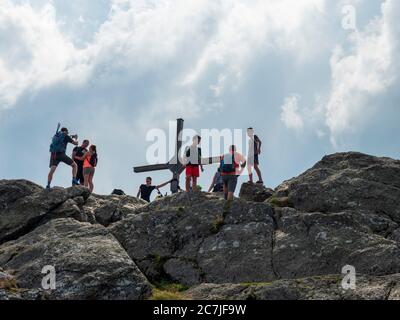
140,185,156,202
73,146,88,167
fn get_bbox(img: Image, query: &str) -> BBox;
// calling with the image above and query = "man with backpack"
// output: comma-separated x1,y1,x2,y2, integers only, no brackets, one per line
72,140,90,185
47,124,79,189
184,135,204,192
247,128,264,185
220,145,247,201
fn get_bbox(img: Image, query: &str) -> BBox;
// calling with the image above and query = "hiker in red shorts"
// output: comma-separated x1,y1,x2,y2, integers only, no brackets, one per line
184,135,204,192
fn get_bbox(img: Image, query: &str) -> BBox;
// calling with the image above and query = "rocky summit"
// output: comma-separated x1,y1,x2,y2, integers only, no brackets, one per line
0,152,399,300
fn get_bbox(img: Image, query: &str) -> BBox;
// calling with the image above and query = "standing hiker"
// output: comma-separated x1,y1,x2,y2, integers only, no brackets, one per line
247,128,264,185
82,145,98,192
137,177,171,203
220,145,246,201
208,168,224,193
184,135,204,192
72,140,90,185
47,124,79,189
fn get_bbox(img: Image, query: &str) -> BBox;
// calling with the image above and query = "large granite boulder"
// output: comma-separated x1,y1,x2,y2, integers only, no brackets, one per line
187,274,400,300
0,180,147,244
274,152,400,222
239,183,274,202
110,192,276,286
0,219,151,300
83,194,147,227
272,207,400,279
0,180,91,244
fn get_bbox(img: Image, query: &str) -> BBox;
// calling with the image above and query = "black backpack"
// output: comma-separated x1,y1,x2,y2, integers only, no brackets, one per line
111,189,125,196
220,153,236,173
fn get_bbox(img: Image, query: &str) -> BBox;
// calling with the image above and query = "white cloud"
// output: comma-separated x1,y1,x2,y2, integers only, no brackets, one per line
0,1,92,109
324,0,400,147
281,95,304,131
3,0,398,149
0,0,330,115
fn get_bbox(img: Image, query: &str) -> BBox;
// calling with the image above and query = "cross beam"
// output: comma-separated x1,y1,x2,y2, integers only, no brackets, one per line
133,119,221,193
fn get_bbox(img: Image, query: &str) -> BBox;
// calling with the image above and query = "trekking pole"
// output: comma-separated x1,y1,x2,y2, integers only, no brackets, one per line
56,122,61,133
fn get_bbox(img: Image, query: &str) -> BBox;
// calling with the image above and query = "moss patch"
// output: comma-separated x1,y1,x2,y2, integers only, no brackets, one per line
267,196,292,208
150,281,190,300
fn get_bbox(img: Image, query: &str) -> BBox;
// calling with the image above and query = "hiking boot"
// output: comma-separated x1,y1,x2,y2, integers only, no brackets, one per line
72,178,80,186
46,184,51,190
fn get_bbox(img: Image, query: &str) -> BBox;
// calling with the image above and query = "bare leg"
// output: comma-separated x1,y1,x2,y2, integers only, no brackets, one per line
71,162,78,179
84,174,90,189
254,163,263,183
48,166,57,186
185,176,191,192
247,164,254,183
223,183,228,200
88,172,94,192
192,177,198,191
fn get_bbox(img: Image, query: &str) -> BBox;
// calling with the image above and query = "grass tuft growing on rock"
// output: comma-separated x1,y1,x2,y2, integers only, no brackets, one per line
150,281,190,300
0,277,19,292
267,196,292,208
211,216,225,234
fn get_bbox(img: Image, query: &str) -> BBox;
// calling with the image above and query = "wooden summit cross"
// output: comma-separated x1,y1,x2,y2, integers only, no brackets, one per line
133,118,221,194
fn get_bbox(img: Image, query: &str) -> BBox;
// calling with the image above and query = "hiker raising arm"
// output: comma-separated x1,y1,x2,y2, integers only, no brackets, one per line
47,125,80,189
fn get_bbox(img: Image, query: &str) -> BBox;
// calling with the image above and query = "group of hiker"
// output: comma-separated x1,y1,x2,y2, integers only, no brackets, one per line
138,128,263,203
47,124,98,192
46,124,263,202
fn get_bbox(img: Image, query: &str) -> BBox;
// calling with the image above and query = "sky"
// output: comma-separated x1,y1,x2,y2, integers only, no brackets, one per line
0,0,399,198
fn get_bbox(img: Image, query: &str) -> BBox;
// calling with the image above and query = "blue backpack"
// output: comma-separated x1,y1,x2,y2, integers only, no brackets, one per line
50,131,66,153
220,153,236,173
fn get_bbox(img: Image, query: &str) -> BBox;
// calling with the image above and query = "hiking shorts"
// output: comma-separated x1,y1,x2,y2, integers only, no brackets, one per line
222,175,238,193
50,153,74,168
83,167,95,176
76,165,85,184
186,165,200,178
247,154,259,166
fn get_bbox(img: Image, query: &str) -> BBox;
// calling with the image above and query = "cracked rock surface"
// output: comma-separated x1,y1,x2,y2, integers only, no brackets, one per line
1,152,400,300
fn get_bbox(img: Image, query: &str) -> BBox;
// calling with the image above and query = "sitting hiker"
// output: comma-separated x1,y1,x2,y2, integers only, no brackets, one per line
184,135,204,192
72,140,90,185
247,127,264,185
208,168,224,193
47,124,79,189
220,145,247,201
137,177,170,203
82,145,98,193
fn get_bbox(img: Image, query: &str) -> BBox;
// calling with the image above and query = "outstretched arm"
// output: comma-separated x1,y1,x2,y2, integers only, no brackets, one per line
208,174,217,193
136,188,141,198
156,180,171,189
